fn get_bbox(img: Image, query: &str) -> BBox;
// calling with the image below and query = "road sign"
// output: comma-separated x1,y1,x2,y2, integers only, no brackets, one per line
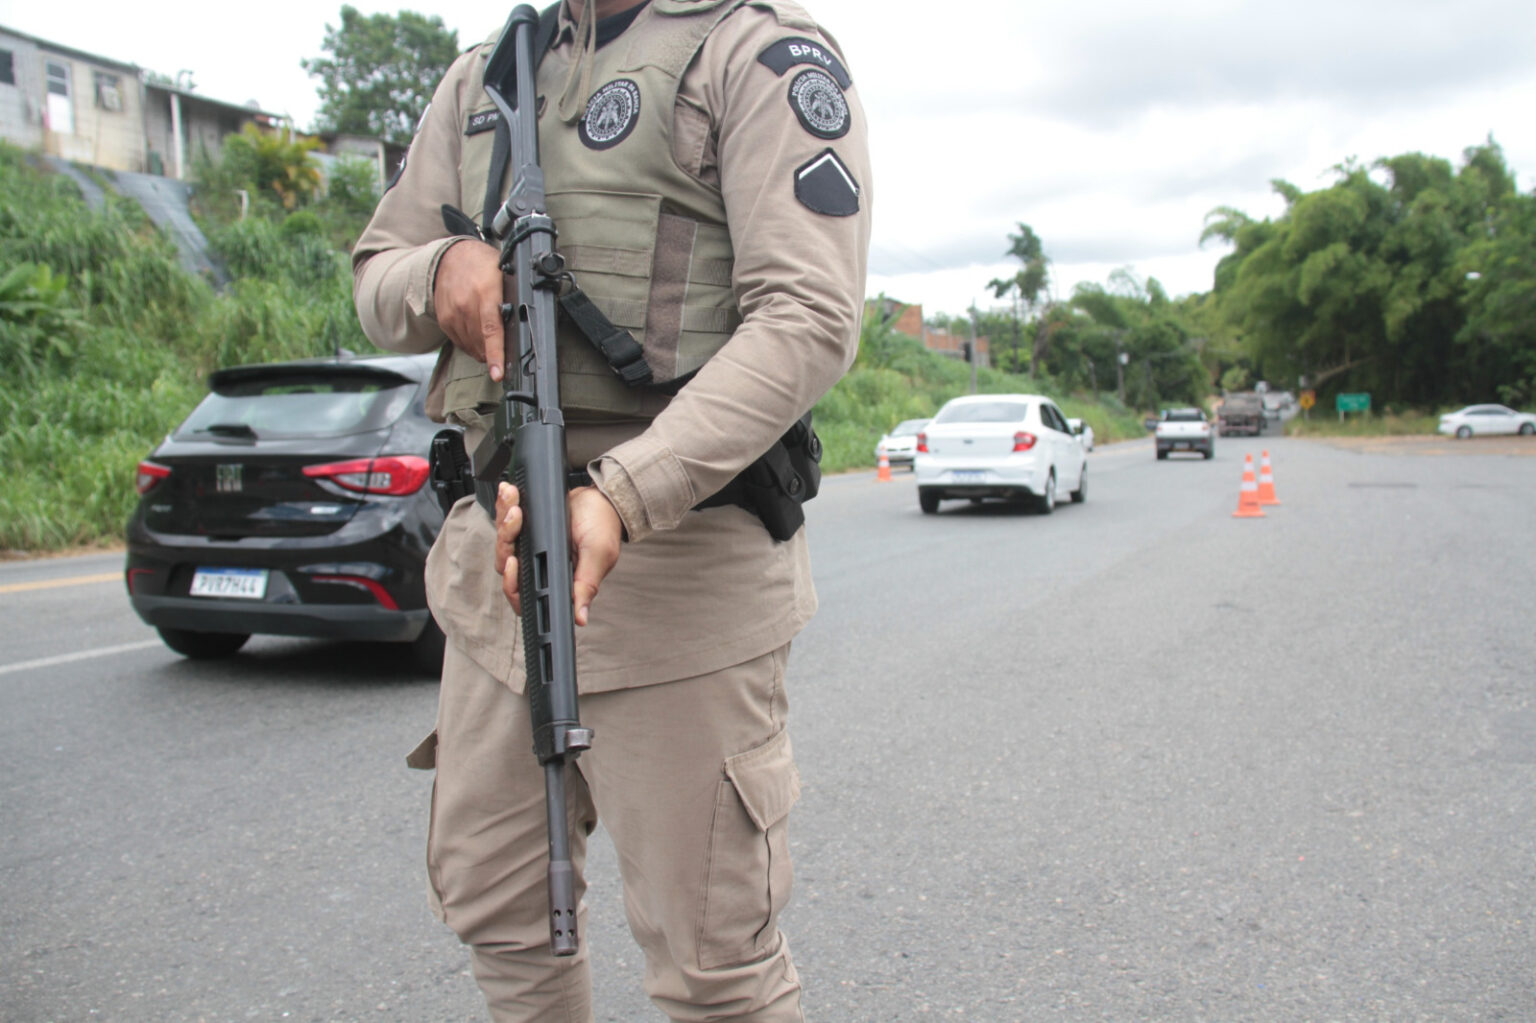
1336,393,1371,413
1299,389,1316,411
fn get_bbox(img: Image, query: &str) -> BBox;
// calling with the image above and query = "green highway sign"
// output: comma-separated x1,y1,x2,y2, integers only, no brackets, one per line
1336,392,1371,413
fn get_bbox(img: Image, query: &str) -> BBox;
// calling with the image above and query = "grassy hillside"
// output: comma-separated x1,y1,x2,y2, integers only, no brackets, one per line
0,145,1142,553
0,145,367,551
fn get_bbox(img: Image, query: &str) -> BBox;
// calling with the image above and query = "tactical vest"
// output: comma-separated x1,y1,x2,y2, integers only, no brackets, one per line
439,0,815,426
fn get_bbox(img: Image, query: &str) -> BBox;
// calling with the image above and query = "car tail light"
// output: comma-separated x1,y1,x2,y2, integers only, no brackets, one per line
310,574,400,610
916,432,929,453
1012,431,1037,452
135,461,171,495
303,455,431,496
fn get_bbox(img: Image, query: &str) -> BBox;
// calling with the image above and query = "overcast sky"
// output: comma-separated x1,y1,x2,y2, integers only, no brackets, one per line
4,0,1534,318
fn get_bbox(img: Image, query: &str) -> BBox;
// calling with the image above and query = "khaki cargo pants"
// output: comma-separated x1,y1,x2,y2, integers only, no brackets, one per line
419,637,805,1022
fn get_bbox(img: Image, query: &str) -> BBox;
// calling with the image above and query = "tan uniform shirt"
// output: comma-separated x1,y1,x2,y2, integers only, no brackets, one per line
353,0,871,692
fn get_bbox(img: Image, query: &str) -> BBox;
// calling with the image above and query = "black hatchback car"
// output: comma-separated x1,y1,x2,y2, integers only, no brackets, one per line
125,352,457,674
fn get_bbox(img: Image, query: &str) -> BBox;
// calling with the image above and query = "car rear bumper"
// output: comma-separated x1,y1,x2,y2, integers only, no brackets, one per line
124,505,436,642
1157,439,1214,454
917,457,1041,486
914,460,1044,498
129,594,429,641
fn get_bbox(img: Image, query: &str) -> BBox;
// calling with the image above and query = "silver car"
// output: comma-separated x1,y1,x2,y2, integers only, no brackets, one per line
875,418,929,468
914,394,1087,515
1437,404,1536,438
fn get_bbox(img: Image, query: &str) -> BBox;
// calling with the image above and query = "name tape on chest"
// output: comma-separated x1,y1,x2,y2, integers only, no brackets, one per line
580,79,641,150
788,68,849,140
757,36,852,89
794,148,859,217
465,108,502,136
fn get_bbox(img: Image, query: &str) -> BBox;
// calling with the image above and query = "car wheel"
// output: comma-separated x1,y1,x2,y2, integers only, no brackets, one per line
157,627,249,660
1521,423,1535,436
919,488,940,515
1456,425,1472,439
409,615,447,677
1156,449,1168,460
1037,472,1056,515
1203,446,1213,460
1070,465,1087,503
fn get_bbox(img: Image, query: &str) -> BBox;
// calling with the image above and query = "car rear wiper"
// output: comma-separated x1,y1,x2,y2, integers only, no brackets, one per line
204,423,259,438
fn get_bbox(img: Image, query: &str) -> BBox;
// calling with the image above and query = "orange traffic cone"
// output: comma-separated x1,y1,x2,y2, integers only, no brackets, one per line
876,451,892,482
1257,450,1281,505
1233,454,1266,518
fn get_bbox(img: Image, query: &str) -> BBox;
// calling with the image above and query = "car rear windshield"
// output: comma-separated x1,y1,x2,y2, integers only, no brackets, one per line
176,371,417,439
933,401,1029,424
1165,409,1205,421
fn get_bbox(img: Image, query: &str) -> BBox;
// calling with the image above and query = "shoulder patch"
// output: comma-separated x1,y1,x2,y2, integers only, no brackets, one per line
794,148,859,217
465,108,501,136
757,36,851,88
787,69,849,139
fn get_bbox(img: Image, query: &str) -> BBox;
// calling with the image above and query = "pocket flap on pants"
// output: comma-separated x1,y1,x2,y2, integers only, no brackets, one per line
723,728,800,832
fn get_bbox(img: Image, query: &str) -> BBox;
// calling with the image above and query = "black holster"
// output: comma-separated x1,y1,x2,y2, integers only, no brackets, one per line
429,429,476,515
697,412,822,542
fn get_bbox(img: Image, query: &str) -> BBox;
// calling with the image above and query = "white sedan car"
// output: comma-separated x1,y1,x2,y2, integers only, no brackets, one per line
1438,404,1536,438
874,418,929,468
914,393,1087,515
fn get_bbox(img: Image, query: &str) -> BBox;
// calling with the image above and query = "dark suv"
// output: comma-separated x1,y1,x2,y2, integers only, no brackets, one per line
125,353,457,674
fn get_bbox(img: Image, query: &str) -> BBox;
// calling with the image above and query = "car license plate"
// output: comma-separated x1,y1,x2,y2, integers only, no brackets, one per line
951,470,987,482
190,567,269,599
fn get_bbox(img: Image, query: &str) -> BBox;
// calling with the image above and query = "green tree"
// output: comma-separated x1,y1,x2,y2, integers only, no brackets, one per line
1069,272,1207,410
217,124,324,211
988,222,1052,376
1458,189,1536,405
1205,140,1530,407
304,6,458,146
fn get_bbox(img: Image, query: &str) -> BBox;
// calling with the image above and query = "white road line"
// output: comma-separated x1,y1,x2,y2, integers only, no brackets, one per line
0,640,163,678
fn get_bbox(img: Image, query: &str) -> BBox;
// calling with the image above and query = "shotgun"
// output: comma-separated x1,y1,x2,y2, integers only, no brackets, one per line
472,3,590,958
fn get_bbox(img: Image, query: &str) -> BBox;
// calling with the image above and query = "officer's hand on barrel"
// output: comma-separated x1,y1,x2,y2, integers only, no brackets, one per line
495,481,623,625
433,240,511,382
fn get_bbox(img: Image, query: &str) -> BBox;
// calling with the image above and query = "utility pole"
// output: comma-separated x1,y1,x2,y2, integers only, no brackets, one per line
968,305,979,394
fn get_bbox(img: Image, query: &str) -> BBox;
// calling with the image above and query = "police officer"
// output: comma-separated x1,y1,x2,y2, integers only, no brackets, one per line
352,0,870,1018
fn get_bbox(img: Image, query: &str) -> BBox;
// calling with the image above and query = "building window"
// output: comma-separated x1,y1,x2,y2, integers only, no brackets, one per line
95,71,123,112
0,49,15,86
46,60,70,96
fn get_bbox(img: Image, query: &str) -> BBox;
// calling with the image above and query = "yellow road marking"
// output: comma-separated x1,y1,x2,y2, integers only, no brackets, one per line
0,571,120,595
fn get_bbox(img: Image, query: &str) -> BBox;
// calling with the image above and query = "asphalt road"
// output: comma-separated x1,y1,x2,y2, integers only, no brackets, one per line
3,435,1533,1022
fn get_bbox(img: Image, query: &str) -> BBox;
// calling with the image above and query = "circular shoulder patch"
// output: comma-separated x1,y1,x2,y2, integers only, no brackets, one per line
580,79,641,150
788,68,849,140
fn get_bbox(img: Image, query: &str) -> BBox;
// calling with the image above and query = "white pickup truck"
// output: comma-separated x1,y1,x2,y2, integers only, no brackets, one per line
1155,407,1215,460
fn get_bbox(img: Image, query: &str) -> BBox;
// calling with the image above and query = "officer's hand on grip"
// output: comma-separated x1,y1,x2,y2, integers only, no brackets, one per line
495,481,624,627
433,240,511,382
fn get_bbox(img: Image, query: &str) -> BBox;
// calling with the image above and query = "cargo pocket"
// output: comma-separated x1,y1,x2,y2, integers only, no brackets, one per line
697,728,800,970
